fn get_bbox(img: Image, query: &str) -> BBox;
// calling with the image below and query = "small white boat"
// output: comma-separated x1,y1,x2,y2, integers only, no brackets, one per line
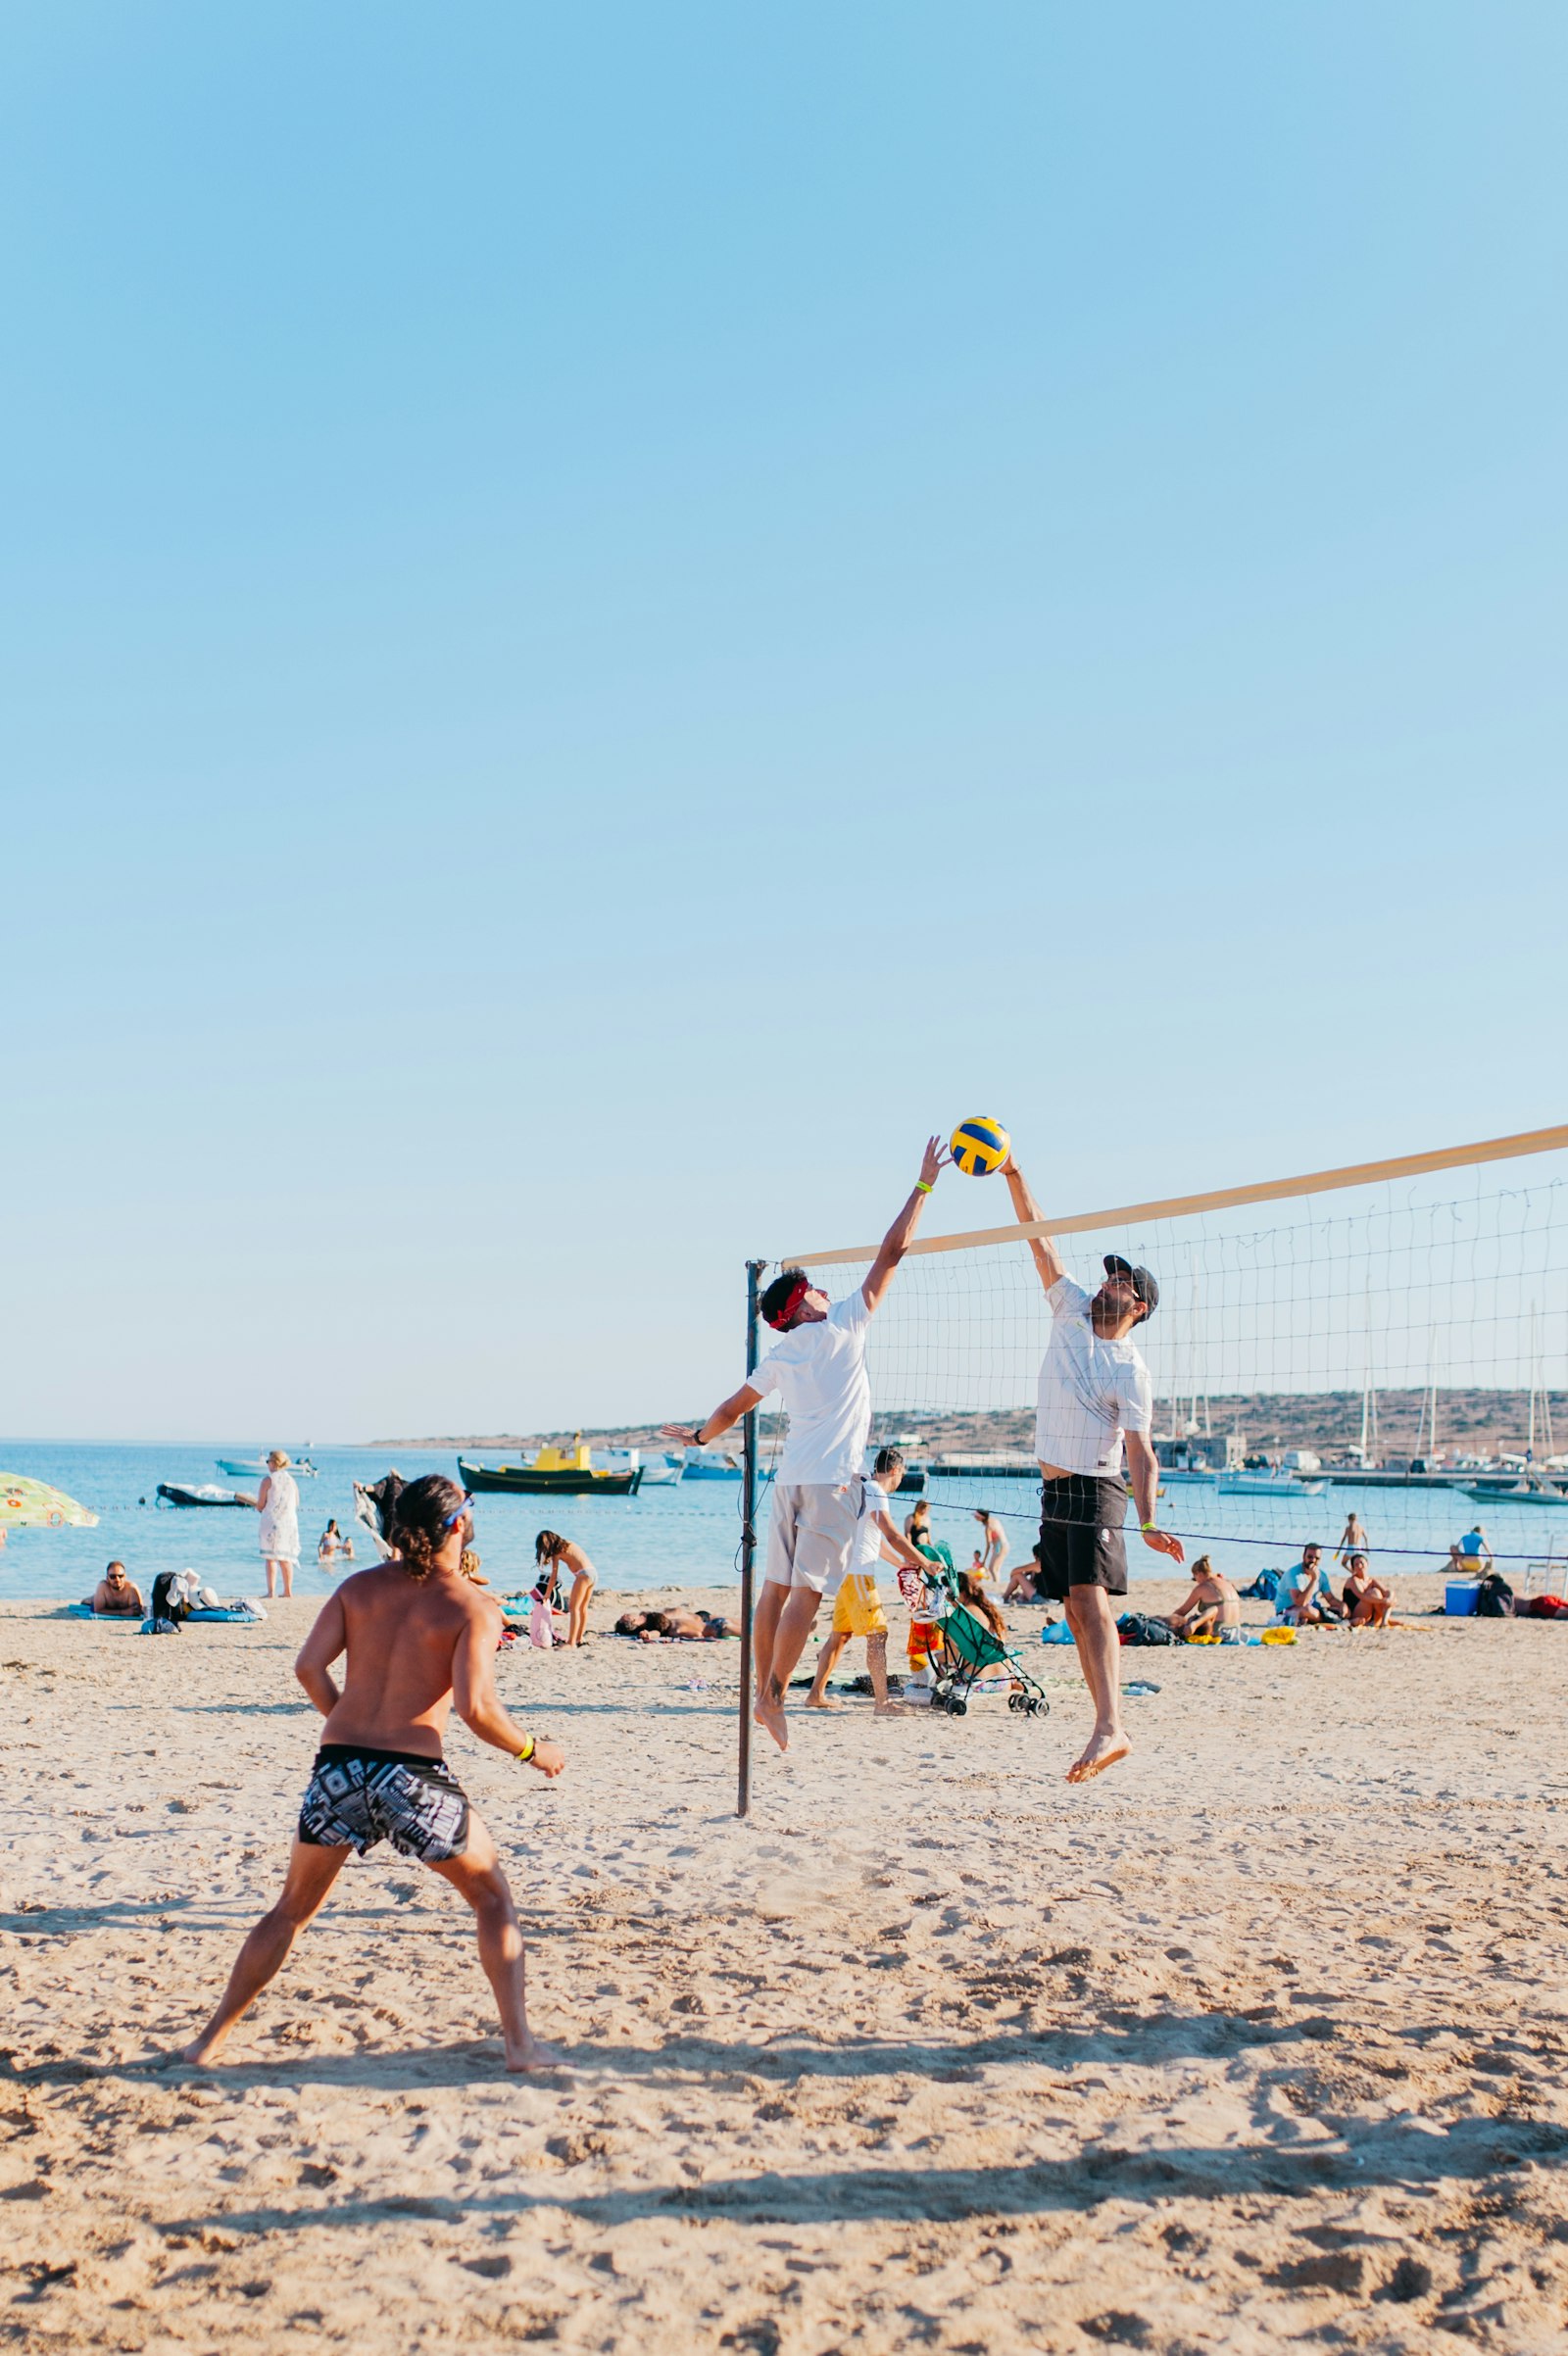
1458,1480,1568,1507
682,1448,744,1480
1219,1469,1328,1497
594,1448,683,1488
1158,1467,1220,1486
217,1456,318,1479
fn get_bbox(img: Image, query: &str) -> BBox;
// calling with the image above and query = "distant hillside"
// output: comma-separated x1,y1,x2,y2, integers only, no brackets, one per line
373,1386,1564,1464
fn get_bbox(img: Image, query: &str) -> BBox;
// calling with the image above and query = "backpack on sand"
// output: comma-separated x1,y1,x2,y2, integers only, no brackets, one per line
1474,1573,1515,1618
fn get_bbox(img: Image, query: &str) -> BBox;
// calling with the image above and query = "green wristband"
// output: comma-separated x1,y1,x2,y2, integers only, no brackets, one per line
1141,1520,1156,1533
915,1180,933,1194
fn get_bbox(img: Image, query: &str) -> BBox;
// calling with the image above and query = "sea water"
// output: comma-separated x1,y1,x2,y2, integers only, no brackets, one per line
2,1439,1562,1606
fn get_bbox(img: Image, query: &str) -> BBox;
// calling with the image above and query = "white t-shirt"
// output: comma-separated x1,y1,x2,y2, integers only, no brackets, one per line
1034,1276,1153,1478
847,1476,890,1579
747,1287,873,1486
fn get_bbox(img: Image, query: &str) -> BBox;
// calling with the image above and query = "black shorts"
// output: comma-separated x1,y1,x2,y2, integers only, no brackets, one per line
1037,1476,1130,1601
298,1745,471,1863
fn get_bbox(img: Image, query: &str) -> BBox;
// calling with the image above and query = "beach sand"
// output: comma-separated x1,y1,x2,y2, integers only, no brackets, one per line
3,1579,1567,2352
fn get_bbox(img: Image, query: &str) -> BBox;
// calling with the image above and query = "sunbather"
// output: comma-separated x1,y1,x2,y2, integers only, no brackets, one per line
613,1607,737,1642
88,1560,144,1617
1166,1554,1242,1641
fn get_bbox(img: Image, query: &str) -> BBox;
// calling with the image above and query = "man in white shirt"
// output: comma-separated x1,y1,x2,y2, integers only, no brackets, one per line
665,1139,947,1752
1001,1151,1185,1785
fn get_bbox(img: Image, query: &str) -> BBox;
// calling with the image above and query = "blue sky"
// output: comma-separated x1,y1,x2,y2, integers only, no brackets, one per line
3,3,1565,1443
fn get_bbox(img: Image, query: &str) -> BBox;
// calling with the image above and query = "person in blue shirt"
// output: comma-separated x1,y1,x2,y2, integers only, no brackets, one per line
1449,1525,1493,1575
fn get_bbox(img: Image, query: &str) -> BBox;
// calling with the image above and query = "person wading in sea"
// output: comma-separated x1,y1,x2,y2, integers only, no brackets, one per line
182,1474,564,2072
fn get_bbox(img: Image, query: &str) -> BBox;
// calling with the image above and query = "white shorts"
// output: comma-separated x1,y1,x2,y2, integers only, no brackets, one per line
763,1481,861,1596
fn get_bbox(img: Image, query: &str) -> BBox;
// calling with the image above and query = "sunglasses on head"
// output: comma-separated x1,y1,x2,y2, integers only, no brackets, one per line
444,1494,475,1529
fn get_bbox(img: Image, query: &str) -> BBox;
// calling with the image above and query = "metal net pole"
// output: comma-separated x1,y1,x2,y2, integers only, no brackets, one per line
737,1259,762,1818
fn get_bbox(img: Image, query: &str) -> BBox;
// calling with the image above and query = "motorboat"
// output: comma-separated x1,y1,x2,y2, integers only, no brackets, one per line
681,1448,745,1480
459,1438,643,1498
157,1482,253,1509
1457,1479,1568,1507
595,1448,682,1488
217,1456,314,1478
1218,1469,1328,1497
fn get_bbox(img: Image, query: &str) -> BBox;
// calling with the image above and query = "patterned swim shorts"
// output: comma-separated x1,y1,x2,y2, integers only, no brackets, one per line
298,1745,471,1863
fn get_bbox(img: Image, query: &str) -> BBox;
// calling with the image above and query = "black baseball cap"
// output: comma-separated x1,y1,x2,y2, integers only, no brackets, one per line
1103,1254,1159,1313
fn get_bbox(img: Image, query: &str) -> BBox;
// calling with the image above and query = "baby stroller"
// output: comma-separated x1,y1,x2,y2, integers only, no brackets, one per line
931,1599,1050,1721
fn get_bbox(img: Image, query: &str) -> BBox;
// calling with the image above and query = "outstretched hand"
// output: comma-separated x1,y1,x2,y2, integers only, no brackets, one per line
659,1423,702,1447
1142,1526,1185,1564
919,1136,951,1189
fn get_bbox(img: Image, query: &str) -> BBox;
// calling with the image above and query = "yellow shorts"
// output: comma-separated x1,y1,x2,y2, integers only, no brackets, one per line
833,1575,888,1639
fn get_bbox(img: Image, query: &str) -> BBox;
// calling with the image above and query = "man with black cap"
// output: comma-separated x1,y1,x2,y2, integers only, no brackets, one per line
1001,1151,1184,1784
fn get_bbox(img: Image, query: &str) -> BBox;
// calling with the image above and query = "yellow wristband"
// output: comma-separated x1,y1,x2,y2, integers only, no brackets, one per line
515,1737,535,1763
915,1180,933,1194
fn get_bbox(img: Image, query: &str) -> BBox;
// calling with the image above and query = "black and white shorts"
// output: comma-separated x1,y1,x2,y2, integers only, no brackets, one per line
298,1745,471,1863
1036,1475,1130,1601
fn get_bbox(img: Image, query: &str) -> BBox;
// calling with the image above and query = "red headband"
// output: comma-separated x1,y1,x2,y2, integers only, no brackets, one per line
765,1276,810,1330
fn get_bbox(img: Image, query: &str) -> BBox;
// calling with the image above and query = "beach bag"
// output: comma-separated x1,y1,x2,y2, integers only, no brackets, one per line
528,1595,556,1649
1474,1573,1515,1618
1239,1568,1281,1602
1116,1611,1178,1647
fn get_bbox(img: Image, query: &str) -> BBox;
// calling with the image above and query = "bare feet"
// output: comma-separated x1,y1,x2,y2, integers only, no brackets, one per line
755,1693,789,1753
873,1700,910,1716
506,2037,566,2073
179,2034,226,2066
1065,1731,1131,1784
805,1693,843,1712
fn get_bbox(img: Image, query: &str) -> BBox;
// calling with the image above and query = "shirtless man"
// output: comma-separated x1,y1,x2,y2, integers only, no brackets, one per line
181,1474,564,2072
89,1560,144,1617
1001,1149,1184,1783
1165,1554,1242,1642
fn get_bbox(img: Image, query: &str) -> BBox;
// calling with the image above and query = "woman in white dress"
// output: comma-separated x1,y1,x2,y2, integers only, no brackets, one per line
254,1450,301,1598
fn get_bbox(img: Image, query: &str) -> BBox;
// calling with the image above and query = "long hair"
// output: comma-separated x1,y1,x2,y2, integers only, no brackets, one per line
535,1530,568,1566
390,1473,466,1581
957,1569,1005,1639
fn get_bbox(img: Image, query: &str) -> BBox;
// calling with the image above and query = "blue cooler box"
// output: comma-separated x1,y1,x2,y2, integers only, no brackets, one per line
1446,1581,1481,1616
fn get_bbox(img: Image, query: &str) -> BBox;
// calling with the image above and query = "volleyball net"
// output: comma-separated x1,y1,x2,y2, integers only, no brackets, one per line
764,1123,1568,1577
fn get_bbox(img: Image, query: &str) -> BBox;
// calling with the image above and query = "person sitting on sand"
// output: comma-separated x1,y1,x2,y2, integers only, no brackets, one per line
181,1473,564,2074
88,1560,144,1617
458,1547,490,1587
1004,1543,1045,1605
1342,1550,1394,1627
534,1531,594,1648
1449,1524,1493,1576
807,1447,928,1715
1278,1544,1346,1626
1166,1554,1242,1642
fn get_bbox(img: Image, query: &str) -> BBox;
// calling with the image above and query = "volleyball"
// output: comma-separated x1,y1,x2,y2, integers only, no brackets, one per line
949,1115,1010,1176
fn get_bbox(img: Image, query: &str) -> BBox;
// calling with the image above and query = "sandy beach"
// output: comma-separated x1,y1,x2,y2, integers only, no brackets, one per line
4,1578,1568,2353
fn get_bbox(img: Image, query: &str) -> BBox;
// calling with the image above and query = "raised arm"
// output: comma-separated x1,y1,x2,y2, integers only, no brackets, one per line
294,1591,348,1717
452,1605,564,1774
862,1137,949,1314
1000,1153,1066,1296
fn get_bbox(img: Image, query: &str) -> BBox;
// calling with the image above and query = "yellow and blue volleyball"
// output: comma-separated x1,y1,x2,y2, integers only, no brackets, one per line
950,1115,1010,1176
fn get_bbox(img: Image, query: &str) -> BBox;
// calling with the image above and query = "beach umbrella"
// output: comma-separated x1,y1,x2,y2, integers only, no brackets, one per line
0,1475,99,1530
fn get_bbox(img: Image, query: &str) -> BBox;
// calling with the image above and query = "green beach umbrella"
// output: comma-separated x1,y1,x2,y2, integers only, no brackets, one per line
0,1475,99,1530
